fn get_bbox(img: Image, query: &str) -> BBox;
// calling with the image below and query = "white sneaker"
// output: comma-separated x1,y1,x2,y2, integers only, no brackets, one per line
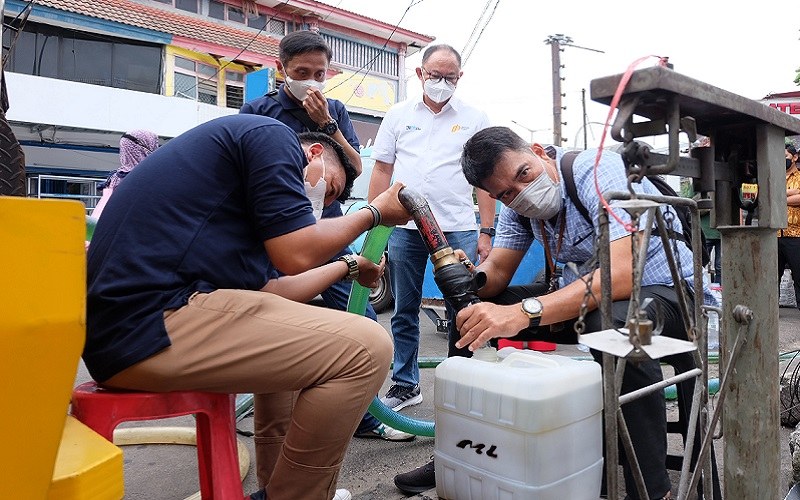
354,422,416,441
333,489,352,500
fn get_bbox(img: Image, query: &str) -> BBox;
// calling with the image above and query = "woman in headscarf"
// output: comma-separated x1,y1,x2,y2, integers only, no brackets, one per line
91,130,159,220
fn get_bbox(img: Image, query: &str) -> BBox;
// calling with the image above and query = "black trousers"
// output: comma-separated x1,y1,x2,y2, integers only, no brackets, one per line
449,283,689,499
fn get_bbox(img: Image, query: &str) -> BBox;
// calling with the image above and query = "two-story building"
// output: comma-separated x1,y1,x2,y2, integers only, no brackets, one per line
1,0,432,209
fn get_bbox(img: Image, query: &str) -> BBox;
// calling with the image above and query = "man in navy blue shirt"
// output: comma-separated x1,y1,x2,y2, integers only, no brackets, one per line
85,114,410,500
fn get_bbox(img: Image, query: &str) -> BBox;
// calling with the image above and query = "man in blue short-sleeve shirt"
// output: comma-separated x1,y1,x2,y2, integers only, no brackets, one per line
86,116,310,379
450,126,713,500
85,114,411,500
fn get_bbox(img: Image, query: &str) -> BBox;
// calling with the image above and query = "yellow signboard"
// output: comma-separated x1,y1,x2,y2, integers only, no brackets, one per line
325,71,397,113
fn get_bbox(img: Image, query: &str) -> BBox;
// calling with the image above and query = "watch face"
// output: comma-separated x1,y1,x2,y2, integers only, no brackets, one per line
522,297,543,316
321,120,338,135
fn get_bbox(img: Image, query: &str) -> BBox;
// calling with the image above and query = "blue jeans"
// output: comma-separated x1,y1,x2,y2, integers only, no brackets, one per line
388,227,478,387
321,277,377,321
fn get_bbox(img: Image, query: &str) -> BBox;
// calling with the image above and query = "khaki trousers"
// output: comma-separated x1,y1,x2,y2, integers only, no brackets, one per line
105,289,392,500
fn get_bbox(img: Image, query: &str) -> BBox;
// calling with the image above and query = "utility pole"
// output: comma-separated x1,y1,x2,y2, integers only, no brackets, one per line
544,34,604,147
545,34,569,146
581,88,588,149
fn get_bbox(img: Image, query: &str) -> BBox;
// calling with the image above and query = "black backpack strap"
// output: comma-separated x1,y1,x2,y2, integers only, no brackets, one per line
517,149,582,286
559,151,591,225
267,89,320,132
515,209,551,285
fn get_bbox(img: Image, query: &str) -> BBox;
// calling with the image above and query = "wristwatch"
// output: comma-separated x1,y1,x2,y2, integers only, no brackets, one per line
479,227,496,237
318,119,338,136
338,254,359,282
520,297,543,328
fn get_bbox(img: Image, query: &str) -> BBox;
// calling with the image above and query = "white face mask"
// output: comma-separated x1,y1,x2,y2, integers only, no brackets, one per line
285,75,325,102
506,156,563,220
423,78,456,103
304,154,327,220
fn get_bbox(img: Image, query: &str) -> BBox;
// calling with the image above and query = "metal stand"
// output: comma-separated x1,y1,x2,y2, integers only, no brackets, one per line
578,193,711,500
586,65,800,498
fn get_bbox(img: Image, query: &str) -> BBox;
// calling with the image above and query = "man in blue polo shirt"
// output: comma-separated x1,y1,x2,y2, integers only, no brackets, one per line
85,114,411,500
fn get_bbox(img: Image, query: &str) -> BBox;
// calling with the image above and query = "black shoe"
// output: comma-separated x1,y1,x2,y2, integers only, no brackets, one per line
249,488,266,500
394,458,435,495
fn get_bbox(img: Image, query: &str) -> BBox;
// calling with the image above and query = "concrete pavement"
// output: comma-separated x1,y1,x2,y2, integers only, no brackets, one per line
72,306,800,499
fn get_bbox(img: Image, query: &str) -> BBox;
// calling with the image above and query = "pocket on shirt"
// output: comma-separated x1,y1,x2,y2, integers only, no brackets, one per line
571,230,593,246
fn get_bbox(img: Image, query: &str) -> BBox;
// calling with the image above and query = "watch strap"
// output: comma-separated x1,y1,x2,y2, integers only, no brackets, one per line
480,227,496,237
338,254,359,282
521,298,543,329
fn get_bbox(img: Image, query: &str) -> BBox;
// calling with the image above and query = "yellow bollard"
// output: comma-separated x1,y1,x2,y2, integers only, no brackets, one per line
0,197,122,499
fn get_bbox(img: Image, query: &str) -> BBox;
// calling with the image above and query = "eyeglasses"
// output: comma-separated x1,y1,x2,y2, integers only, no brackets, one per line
421,67,459,86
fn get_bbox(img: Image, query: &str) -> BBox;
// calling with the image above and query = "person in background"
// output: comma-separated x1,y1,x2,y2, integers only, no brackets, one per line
240,29,412,442
84,114,412,500
779,144,800,310
368,44,495,416
91,130,159,220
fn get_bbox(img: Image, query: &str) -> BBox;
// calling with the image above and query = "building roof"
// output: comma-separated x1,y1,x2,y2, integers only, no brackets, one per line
33,0,280,62
763,91,800,100
259,0,434,54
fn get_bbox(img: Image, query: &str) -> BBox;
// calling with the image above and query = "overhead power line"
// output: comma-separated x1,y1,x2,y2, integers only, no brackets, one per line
338,0,425,105
461,0,500,67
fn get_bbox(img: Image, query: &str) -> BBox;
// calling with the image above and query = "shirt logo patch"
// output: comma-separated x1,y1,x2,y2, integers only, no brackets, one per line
451,124,471,133
405,125,422,131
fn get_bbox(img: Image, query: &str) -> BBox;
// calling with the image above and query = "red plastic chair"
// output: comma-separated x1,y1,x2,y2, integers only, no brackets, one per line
70,381,244,500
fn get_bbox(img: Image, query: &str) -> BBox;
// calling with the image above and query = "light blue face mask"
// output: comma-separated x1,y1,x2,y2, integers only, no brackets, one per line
506,155,562,220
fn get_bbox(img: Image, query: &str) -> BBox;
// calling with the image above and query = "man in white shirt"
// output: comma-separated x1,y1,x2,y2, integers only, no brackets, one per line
368,44,495,416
